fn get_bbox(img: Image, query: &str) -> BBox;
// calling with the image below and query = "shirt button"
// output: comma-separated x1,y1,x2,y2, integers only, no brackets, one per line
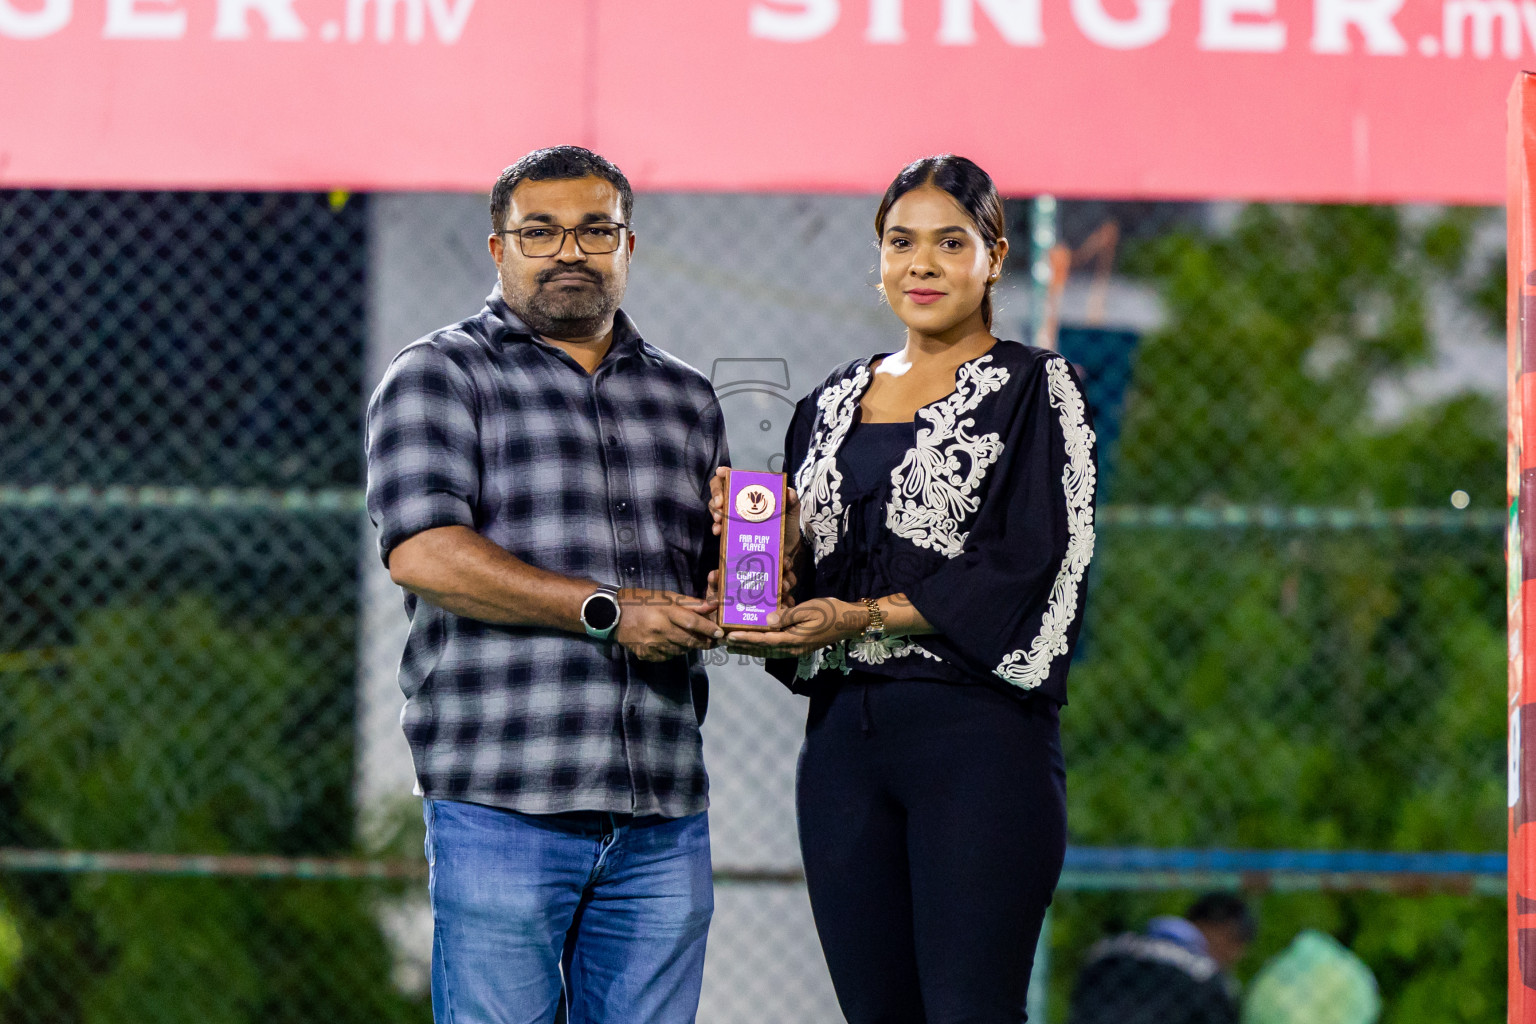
616,500,629,511
625,705,637,720
607,436,620,447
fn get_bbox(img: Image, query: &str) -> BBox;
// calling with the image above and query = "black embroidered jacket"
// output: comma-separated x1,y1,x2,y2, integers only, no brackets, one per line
766,341,1097,705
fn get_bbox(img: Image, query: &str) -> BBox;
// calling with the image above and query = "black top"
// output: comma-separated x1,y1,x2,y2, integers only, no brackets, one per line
824,417,972,686
829,417,916,596
765,341,1098,705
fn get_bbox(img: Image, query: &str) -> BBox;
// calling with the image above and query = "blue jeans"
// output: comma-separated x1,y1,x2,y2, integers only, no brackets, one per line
423,799,713,1024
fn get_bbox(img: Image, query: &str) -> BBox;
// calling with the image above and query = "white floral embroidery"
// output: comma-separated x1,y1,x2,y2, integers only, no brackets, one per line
794,365,871,563
797,635,940,678
994,358,1096,691
847,635,945,666
795,642,845,680
885,356,1011,558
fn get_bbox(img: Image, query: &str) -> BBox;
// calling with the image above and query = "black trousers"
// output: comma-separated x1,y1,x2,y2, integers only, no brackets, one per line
797,673,1067,1024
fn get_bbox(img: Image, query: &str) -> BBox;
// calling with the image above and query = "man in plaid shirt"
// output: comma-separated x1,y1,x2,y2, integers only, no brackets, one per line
365,147,727,1024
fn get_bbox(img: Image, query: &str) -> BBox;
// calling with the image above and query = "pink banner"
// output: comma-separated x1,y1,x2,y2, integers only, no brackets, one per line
0,0,1523,200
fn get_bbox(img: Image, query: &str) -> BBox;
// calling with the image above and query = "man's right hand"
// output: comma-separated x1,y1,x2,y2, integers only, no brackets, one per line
615,589,722,662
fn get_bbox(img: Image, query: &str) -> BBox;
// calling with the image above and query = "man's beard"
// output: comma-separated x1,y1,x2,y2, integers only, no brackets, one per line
502,264,625,340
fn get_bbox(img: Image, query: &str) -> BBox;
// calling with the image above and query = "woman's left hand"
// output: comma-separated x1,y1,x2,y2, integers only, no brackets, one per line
723,598,866,658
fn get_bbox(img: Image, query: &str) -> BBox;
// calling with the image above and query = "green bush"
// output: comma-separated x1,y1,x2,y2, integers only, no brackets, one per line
1054,204,1505,1022
0,596,427,1024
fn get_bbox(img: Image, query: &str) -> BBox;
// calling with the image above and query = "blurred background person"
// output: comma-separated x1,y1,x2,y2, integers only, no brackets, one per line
1067,892,1256,1024
1241,929,1380,1024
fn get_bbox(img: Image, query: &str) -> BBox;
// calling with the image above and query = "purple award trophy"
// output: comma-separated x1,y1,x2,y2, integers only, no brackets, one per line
718,469,786,630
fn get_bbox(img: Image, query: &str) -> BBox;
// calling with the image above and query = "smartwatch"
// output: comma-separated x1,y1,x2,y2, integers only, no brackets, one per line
580,585,622,641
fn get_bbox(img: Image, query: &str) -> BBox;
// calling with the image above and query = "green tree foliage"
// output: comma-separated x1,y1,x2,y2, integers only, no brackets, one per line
1054,205,1505,1022
0,597,427,1024
0,902,19,993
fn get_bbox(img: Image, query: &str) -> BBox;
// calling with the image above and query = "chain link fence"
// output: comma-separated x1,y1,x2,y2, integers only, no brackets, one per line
0,188,1509,1023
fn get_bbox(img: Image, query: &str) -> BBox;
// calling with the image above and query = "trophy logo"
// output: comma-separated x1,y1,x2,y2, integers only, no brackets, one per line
735,484,776,523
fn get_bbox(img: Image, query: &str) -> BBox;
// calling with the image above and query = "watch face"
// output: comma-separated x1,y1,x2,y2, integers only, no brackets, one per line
584,593,619,632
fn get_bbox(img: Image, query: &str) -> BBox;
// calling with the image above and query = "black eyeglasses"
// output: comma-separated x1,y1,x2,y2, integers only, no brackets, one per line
499,222,629,258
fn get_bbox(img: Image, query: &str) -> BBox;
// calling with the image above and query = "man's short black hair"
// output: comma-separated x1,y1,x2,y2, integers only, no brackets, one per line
490,146,634,233
1186,892,1257,942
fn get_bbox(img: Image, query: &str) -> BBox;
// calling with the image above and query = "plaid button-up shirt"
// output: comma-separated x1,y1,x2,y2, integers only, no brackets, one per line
365,287,727,817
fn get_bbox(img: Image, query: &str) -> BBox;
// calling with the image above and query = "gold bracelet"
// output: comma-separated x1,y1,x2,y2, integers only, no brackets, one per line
861,597,886,642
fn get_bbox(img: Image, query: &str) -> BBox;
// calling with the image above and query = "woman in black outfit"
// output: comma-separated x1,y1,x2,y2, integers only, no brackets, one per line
715,155,1096,1024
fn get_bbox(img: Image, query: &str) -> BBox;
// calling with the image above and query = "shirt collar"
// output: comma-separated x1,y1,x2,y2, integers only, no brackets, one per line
1146,916,1210,957
484,282,645,366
